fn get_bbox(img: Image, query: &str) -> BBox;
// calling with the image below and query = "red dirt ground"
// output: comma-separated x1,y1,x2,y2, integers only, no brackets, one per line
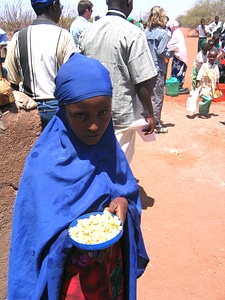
134,28,225,300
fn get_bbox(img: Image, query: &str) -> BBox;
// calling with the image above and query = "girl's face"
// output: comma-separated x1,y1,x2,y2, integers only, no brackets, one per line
65,96,112,145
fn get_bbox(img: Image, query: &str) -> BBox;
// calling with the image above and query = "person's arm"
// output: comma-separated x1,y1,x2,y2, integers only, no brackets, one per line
4,33,21,86
157,31,172,59
196,25,199,34
134,79,156,134
217,49,225,60
194,63,205,89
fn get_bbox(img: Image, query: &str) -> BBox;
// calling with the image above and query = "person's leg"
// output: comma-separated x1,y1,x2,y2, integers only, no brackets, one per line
198,95,212,117
198,38,201,52
198,37,206,52
114,127,136,164
150,71,168,133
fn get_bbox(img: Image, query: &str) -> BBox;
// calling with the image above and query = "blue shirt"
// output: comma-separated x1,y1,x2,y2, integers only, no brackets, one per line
145,27,172,73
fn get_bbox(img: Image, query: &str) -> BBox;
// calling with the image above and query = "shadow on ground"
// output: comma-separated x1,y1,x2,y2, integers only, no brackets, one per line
138,185,155,210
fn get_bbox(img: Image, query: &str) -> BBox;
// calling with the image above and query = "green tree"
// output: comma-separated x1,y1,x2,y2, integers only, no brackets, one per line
177,0,225,29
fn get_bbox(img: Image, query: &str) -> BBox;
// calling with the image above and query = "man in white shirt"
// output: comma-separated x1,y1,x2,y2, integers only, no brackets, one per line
208,16,222,36
196,18,210,52
70,0,93,48
5,0,76,129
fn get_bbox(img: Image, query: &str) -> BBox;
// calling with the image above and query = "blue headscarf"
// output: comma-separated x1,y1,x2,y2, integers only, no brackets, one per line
8,53,149,300
54,53,112,105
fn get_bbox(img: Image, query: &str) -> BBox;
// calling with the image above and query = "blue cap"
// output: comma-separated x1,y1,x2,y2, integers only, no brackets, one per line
31,0,54,9
54,53,112,106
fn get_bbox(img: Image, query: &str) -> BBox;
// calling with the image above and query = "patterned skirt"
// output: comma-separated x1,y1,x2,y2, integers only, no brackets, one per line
60,241,124,300
171,56,187,88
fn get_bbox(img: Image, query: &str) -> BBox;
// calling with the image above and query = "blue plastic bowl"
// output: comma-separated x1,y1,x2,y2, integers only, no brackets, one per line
68,212,123,251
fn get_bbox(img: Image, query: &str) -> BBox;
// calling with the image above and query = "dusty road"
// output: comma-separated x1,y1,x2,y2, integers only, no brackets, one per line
134,29,225,300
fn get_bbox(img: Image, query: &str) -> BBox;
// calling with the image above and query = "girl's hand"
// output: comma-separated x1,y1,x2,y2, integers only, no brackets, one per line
105,197,128,224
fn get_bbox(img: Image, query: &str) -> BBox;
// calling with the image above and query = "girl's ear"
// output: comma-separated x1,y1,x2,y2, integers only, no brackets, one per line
52,0,58,11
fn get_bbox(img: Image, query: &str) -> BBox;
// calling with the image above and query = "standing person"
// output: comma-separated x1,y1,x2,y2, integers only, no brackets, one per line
191,43,210,89
195,50,220,117
196,18,210,52
208,16,222,37
167,19,188,93
0,28,8,65
7,53,149,300
212,31,221,54
208,38,214,50
145,6,172,133
79,0,157,163
70,0,93,48
4,0,76,130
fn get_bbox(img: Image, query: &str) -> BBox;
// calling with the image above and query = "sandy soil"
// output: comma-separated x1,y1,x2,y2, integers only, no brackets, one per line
134,29,225,300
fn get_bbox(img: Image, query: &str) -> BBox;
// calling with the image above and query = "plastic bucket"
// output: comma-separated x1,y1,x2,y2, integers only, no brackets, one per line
213,83,225,102
165,77,179,96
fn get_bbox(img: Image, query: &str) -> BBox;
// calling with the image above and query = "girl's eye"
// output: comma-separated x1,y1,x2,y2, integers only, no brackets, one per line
98,110,109,117
75,113,86,119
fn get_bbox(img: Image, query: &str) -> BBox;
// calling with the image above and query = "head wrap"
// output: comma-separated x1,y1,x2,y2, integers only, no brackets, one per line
54,53,112,106
166,20,179,33
31,0,54,9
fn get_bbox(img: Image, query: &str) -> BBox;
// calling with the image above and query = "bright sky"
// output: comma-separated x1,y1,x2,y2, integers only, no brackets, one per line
2,0,197,20
80,0,198,20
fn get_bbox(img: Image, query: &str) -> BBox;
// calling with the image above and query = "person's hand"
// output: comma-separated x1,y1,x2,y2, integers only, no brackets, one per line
105,197,128,224
164,57,169,64
143,115,156,135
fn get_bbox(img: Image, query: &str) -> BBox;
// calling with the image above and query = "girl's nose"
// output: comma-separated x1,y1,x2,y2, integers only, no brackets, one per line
88,121,99,131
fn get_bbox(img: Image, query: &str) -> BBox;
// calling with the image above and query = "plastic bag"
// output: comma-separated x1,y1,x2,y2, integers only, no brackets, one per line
186,88,199,115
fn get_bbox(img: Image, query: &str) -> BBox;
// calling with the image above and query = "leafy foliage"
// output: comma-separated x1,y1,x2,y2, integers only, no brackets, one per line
177,0,225,28
1,0,225,38
0,1,34,38
0,0,77,38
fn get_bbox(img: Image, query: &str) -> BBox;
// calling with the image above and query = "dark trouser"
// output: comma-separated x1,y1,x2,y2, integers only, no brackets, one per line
198,37,207,52
150,70,165,125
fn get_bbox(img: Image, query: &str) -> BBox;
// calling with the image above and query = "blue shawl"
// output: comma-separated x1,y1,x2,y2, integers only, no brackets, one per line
8,53,149,300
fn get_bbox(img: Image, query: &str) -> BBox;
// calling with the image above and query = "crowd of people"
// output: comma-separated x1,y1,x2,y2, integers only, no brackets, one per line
1,0,225,299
